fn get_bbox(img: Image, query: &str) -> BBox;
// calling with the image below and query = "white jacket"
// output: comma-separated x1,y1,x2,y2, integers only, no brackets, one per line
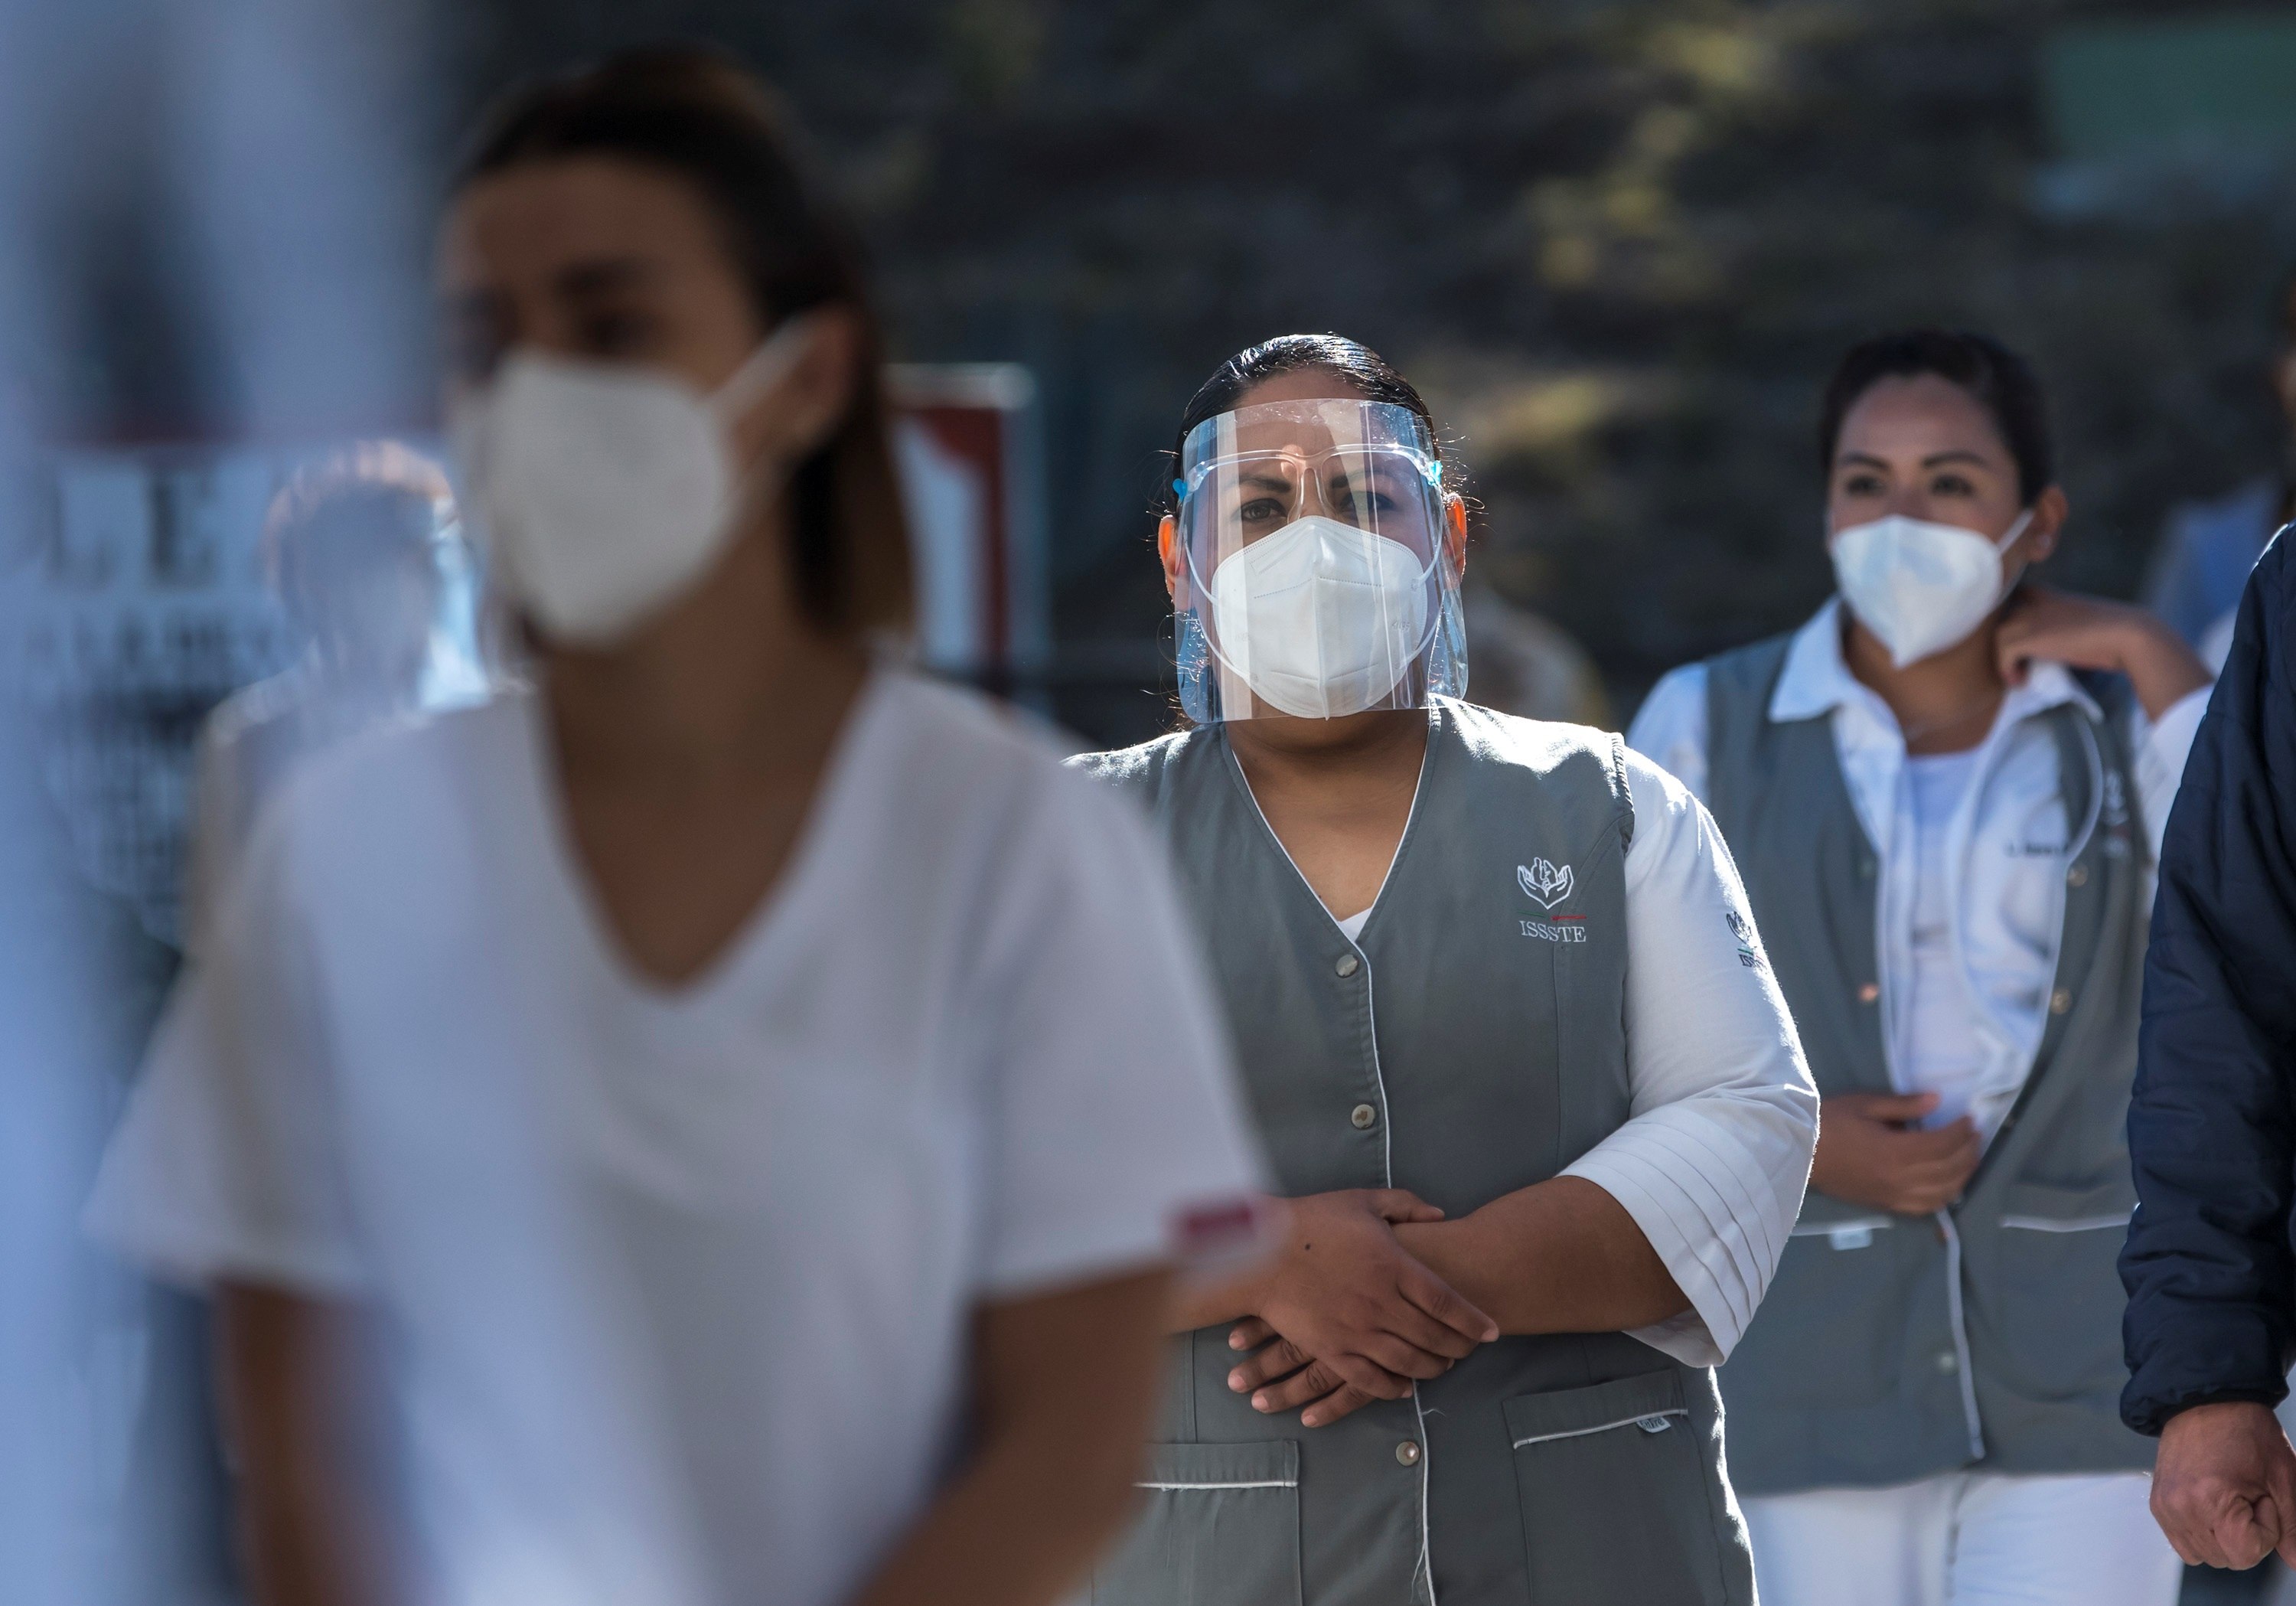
1628,599,2209,1135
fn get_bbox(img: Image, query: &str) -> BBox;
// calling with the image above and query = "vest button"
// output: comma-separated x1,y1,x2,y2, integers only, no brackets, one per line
1396,1439,1421,1466
1857,982,1880,1004
2066,863,2089,888
1350,1103,1378,1130
1936,1350,1959,1374
2050,987,2073,1016
1336,954,1361,978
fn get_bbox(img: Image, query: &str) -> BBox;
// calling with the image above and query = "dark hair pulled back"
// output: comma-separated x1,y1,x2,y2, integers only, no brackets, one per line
1160,334,1451,514
1819,328,2055,506
453,46,911,635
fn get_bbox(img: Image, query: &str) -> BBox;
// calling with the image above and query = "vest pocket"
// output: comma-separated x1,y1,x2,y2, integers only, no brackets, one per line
1986,1180,2136,1402
1503,1371,1731,1605
1720,1208,1914,1409
1092,1440,1302,1606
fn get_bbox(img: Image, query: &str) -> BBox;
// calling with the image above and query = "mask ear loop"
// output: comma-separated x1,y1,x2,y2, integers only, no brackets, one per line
1986,506,2044,625
709,309,824,423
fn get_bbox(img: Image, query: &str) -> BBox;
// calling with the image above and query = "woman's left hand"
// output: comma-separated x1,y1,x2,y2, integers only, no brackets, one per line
1994,586,2211,721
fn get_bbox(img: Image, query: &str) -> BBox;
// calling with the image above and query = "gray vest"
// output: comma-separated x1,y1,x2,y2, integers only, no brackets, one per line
1701,636,2154,1494
1074,701,1755,1606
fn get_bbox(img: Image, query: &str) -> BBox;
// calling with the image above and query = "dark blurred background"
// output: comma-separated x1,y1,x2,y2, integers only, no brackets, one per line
425,0,2296,749
46,1,2296,752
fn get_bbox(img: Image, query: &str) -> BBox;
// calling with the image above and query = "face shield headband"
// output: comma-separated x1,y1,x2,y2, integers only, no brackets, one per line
1170,397,1467,723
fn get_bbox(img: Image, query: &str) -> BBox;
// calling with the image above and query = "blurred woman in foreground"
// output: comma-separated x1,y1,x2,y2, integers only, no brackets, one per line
87,50,1262,1606
1071,335,1818,1605
1630,328,2212,1606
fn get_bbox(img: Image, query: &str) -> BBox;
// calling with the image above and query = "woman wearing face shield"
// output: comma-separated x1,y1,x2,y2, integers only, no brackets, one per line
1070,335,1819,1606
83,50,1264,1606
1628,328,2213,1606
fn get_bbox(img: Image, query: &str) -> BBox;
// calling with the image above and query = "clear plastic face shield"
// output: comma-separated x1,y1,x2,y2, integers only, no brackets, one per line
1170,398,1466,723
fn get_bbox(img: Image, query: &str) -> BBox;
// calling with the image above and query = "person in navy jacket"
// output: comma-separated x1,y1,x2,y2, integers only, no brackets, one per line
2123,526,2296,1576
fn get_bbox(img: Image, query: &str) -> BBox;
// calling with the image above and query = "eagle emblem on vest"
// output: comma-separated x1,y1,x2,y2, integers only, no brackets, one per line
1518,859,1574,909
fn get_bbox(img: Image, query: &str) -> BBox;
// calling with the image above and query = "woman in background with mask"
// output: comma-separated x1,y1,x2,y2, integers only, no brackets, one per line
184,443,458,956
85,49,1263,1606
1073,335,1819,1606
1629,328,2213,1606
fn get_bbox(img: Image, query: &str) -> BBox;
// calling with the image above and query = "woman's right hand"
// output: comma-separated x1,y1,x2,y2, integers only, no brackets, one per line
1810,1092,1982,1215
1222,1189,1496,1418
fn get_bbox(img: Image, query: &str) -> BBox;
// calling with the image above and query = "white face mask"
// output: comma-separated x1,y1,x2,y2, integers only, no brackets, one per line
449,314,817,645
1208,514,1431,719
1829,508,2033,670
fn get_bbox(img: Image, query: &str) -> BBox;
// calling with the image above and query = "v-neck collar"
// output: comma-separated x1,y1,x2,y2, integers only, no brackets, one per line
1217,703,1443,947
514,667,891,1007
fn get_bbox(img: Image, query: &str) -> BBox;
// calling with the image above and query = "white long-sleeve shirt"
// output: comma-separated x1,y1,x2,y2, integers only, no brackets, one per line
1333,739,1820,1369
1628,599,2209,1142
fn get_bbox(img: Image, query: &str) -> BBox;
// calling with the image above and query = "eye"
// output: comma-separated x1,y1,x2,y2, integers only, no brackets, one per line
1839,470,1887,497
1238,496,1289,527
1328,477,1400,521
575,307,659,358
1929,472,1977,498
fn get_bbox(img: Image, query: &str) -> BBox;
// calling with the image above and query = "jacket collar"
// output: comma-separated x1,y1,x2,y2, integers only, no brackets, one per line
1767,597,2100,733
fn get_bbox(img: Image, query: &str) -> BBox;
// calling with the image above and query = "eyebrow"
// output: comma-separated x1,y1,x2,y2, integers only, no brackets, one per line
1836,448,1998,472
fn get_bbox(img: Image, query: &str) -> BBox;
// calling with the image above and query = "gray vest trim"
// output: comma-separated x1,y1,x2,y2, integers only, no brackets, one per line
1702,636,2154,1493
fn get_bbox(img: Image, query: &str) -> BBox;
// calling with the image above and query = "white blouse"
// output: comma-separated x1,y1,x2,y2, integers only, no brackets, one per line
1629,599,2209,1146
1561,750,1820,1367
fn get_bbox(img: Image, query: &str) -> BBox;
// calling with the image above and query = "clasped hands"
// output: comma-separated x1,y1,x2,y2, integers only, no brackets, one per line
1221,1189,1498,1430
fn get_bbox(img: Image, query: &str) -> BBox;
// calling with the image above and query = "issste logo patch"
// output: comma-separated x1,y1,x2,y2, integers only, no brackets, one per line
1518,859,1574,909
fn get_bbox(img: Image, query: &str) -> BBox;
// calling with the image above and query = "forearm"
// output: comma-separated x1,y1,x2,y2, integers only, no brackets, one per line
1391,1177,1688,1336
1163,1191,1287,1331
1166,1260,1266,1333
217,1287,400,1606
2116,615,2211,721
846,1412,1141,1606
850,1268,1171,1606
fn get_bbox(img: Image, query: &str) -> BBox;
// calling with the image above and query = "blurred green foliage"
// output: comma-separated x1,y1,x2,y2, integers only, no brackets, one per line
442,0,2296,737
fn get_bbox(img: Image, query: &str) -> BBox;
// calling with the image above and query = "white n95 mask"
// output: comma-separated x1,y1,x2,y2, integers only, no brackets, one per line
1208,514,1432,720
1830,508,2033,669
450,313,818,645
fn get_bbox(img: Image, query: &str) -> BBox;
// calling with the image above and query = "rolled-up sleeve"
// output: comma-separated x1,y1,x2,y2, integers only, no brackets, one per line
1561,752,1818,1366
2122,534,2296,1435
